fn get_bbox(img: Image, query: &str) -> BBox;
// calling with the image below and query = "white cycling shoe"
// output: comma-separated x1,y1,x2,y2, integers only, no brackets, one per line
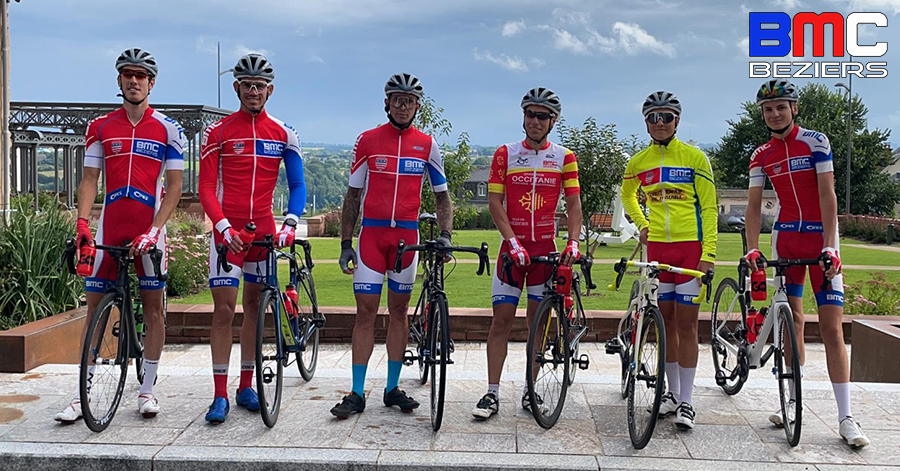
138,394,160,418
54,399,82,424
768,400,796,427
839,417,870,448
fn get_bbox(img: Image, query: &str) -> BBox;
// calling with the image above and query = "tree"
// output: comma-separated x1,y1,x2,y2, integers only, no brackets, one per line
556,117,636,261
709,83,899,216
414,95,475,230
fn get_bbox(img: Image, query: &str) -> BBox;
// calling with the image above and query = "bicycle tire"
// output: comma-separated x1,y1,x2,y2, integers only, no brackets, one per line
256,289,284,428
567,283,588,386
295,271,320,381
711,277,748,395
414,287,429,385
80,292,129,433
620,279,640,399
627,306,665,450
774,304,802,446
429,294,449,431
526,295,570,429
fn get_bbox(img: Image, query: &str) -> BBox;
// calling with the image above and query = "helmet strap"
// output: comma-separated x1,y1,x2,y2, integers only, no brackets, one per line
765,109,795,135
117,86,148,106
387,107,417,131
522,123,554,148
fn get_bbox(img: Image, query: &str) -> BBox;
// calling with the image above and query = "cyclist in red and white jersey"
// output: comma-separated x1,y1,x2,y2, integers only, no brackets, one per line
330,73,453,418
199,53,307,424
746,79,868,447
472,88,583,420
55,48,184,424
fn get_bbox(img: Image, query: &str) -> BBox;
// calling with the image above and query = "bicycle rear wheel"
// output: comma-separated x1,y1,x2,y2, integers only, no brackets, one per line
294,273,320,382
428,294,449,431
80,292,129,433
774,304,802,446
526,296,570,429
711,277,748,395
412,288,429,385
256,289,284,428
627,306,665,450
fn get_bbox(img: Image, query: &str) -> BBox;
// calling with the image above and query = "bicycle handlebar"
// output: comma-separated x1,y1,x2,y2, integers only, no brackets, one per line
740,254,832,292
216,236,314,275
608,257,713,304
394,240,491,277
63,237,166,282
499,252,596,291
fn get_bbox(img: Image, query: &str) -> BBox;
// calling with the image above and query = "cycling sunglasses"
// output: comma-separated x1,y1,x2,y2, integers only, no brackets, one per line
524,109,554,121
120,70,150,80
646,111,676,124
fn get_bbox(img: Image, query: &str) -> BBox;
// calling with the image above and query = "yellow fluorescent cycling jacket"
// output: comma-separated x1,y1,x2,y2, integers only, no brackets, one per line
621,137,718,263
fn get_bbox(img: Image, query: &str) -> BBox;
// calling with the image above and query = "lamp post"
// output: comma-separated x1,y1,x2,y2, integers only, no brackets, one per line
835,79,852,215
216,42,231,108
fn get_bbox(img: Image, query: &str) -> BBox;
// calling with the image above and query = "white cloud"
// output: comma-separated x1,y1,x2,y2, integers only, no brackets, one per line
737,36,750,58
195,36,217,55
772,0,803,8
308,55,326,65
550,8,591,26
541,22,675,58
849,0,900,15
740,4,752,14
472,48,529,72
530,58,546,68
502,19,526,37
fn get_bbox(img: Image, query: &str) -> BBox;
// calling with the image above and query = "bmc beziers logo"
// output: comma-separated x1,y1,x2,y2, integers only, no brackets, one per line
748,12,888,78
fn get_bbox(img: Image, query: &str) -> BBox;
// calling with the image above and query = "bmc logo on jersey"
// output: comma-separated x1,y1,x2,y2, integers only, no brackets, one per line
664,167,694,183
399,158,425,175
375,157,388,171
233,142,245,154
134,140,163,160
259,140,284,156
789,156,812,172
111,141,123,154
543,160,558,169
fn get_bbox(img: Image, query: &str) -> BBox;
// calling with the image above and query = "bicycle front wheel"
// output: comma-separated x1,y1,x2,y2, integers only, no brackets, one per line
774,304,802,446
429,294,449,432
627,306,665,450
256,289,284,428
80,292,129,433
620,279,640,399
711,277,748,395
295,272,320,382
526,295,570,429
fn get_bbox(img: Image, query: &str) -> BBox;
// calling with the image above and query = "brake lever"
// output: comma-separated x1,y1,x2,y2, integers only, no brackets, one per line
582,257,597,290
476,242,489,276
819,254,833,292
149,245,168,282
62,237,77,274
216,243,232,275
500,253,519,289
393,240,406,274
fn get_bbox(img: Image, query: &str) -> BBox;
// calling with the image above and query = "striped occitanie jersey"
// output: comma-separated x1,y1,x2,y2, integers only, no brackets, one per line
488,140,579,242
621,137,718,263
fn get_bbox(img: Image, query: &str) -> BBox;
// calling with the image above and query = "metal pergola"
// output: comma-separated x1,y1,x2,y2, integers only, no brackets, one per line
7,101,231,208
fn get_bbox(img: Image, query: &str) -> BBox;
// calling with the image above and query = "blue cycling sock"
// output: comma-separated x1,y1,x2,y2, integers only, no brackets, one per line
352,363,367,397
386,360,402,392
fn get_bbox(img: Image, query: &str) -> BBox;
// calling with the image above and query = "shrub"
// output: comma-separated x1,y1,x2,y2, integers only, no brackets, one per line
323,210,341,237
844,272,900,316
453,205,478,230
839,215,899,244
477,207,495,229
166,234,208,297
167,211,206,238
0,194,81,329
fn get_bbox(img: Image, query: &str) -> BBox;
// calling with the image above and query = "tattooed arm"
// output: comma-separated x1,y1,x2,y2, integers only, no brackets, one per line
341,187,362,241
435,190,453,234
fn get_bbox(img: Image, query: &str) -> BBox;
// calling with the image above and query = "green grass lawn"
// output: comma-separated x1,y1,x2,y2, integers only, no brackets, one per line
174,229,899,314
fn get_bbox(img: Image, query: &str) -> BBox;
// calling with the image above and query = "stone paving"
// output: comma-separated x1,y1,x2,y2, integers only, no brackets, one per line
0,342,898,470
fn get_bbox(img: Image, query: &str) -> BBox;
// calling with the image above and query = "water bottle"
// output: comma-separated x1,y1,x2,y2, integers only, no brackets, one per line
556,264,573,295
565,295,574,320
746,306,759,344
751,268,767,301
76,243,96,277
284,284,299,317
238,222,256,249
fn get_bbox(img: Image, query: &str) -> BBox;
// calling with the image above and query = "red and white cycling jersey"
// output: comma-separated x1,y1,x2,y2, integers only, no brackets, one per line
83,106,185,292
348,123,447,230
488,140,579,242
199,109,306,234
749,125,833,232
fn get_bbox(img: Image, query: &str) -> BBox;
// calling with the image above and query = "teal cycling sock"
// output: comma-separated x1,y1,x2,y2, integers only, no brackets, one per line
352,363,367,397
386,360,402,392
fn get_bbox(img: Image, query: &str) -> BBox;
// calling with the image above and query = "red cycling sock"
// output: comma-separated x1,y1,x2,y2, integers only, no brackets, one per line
213,363,228,399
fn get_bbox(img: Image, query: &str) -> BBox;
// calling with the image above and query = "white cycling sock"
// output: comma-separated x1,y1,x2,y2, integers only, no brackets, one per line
487,383,500,398
678,366,696,405
832,382,852,422
665,362,680,401
139,358,159,396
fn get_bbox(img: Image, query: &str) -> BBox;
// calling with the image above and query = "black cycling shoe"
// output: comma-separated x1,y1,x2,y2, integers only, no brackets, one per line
383,387,420,413
330,392,366,419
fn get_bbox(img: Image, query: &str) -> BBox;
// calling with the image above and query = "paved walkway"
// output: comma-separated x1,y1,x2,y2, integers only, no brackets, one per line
0,343,898,470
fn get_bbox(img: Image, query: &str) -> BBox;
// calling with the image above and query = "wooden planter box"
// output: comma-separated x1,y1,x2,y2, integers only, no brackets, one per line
0,307,86,373
851,319,900,383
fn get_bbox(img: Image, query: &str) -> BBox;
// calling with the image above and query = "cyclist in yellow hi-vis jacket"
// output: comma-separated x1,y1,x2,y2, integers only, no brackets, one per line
621,91,717,430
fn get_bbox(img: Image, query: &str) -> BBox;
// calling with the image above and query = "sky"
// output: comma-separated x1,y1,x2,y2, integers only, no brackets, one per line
8,0,900,148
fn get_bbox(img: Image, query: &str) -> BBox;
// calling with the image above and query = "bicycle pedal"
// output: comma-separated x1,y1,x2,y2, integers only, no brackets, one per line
262,367,275,384
402,350,417,366
446,359,455,365
715,371,727,386
605,339,621,355
448,339,455,354
578,354,590,370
